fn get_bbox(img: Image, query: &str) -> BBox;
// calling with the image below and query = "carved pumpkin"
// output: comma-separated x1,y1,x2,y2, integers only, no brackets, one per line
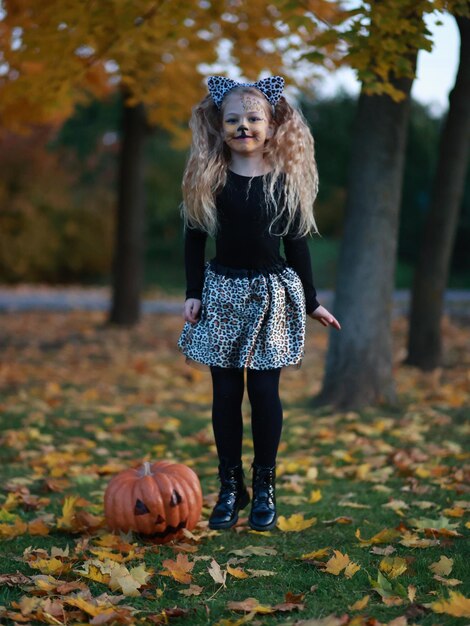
104,460,202,543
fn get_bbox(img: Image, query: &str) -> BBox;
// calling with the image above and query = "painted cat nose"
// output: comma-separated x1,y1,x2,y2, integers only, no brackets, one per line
237,125,248,131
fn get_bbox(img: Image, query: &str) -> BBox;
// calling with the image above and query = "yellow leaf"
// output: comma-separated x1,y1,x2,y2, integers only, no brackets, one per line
129,563,153,586
379,556,408,579
29,557,71,575
0,517,28,538
227,564,249,579
89,548,126,562
399,531,440,548
2,493,19,511
429,556,453,576
301,547,331,560
33,575,61,592
75,561,111,585
349,595,370,611
56,496,79,529
277,513,316,532
108,561,152,596
355,463,371,480
443,507,465,517
309,490,322,504
64,597,102,617
344,561,361,578
324,550,350,575
407,584,416,602
356,527,401,545
431,591,470,618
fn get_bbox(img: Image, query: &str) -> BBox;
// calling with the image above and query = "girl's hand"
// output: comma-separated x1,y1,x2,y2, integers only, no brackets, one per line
308,305,341,330
184,298,202,324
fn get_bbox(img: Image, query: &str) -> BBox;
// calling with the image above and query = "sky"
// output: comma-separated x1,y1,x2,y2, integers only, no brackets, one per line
314,11,460,116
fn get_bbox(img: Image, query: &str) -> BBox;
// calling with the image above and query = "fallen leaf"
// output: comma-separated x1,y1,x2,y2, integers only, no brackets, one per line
344,561,361,578
56,496,80,530
433,575,462,587
370,545,396,555
208,559,227,586
430,591,470,617
322,516,353,525
227,597,275,614
245,568,276,577
323,551,350,575
227,564,249,579
277,513,316,532
309,490,322,503
178,584,203,596
348,595,370,611
0,572,31,586
429,555,453,576
28,557,71,575
356,527,401,545
379,556,408,579
160,554,194,584
228,546,277,557
407,584,416,602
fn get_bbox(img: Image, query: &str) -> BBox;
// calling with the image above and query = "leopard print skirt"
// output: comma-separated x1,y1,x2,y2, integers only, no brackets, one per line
177,259,306,370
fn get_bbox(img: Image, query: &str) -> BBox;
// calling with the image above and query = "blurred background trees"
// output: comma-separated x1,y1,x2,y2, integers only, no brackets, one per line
1,0,469,409
1,91,468,289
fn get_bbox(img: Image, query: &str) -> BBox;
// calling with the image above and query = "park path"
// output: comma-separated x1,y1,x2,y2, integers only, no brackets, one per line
0,285,469,320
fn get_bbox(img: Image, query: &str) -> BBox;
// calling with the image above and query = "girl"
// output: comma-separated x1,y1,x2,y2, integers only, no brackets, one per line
177,75,340,532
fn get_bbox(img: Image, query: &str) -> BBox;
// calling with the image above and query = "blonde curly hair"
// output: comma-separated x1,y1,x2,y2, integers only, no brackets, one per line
181,84,319,238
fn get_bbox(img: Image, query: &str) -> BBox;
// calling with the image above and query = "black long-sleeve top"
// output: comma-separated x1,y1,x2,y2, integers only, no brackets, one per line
184,170,320,314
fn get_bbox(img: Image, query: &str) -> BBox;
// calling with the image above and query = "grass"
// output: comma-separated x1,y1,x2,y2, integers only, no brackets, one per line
0,310,469,625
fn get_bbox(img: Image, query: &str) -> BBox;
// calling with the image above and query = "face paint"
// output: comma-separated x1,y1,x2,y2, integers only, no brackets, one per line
240,96,266,115
222,93,272,152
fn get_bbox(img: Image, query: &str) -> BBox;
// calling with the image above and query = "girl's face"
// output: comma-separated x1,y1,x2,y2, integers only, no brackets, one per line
221,92,274,156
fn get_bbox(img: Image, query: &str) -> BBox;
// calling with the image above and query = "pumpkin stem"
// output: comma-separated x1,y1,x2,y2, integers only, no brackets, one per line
139,462,153,477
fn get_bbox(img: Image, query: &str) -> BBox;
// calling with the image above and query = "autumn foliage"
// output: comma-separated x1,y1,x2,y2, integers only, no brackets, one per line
0,310,468,624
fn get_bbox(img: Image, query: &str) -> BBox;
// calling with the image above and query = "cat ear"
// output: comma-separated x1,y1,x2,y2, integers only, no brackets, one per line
254,76,285,107
207,76,239,109
207,75,285,110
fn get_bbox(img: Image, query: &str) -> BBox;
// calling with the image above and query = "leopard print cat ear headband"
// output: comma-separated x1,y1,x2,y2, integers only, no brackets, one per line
207,75,285,110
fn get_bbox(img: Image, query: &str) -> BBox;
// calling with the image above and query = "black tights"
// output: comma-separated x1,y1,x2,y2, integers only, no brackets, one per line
210,366,283,468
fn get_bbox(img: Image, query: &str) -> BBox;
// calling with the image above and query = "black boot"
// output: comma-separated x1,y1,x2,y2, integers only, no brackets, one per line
248,462,277,531
208,462,250,529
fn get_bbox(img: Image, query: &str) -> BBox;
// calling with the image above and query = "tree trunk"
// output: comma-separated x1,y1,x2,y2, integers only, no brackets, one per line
315,68,416,409
406,16,470,370
109,88,148,325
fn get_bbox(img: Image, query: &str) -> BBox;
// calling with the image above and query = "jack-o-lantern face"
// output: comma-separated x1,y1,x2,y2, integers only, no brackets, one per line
104,461,203,544
133,489,187,539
